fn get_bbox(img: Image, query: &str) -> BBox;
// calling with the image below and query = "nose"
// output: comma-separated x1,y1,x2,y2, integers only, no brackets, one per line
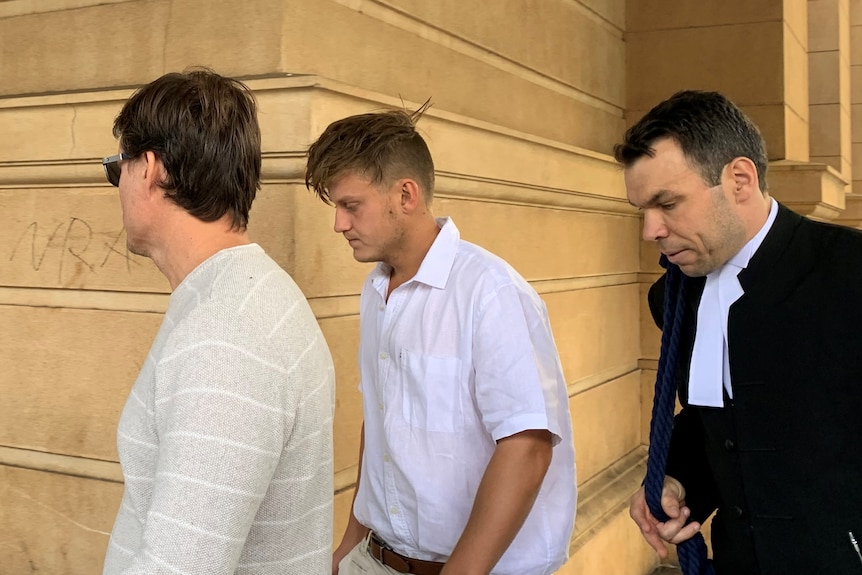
334,207,351,234
642,209,668,242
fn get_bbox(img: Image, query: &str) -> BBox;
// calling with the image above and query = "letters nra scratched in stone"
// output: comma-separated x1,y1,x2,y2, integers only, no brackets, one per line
8,217,140,282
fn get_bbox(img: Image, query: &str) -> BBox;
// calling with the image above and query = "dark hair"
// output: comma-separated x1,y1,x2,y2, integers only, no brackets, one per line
113,68,261,230
614,90,768,192
305,100,435,204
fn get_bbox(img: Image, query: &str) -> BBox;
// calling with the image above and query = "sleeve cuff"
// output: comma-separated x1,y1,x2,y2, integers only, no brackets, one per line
490,413,561,446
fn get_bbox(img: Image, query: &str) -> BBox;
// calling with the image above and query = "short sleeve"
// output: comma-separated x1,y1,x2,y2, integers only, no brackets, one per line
472,281,563,444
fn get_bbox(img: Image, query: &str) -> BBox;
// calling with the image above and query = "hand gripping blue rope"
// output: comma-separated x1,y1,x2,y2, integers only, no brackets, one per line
643,256,714,575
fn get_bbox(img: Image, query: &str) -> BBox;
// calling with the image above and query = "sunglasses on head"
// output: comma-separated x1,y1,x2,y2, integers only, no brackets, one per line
102,152,134,187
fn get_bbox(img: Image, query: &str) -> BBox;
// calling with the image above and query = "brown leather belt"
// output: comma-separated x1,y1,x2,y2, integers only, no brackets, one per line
367,532,445,575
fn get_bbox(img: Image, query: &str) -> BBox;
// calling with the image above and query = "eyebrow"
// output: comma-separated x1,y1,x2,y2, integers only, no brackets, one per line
332,195,361,205
631,189,677,208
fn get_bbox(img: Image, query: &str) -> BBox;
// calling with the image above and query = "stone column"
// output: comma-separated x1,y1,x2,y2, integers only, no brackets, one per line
840,0,862,226
626,0,846,221
808,0,857,226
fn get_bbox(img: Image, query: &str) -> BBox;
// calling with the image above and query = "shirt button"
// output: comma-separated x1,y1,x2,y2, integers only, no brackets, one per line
378,403,384,411
390,506,399,515
379,352,389,360
724,439,735,451
379,304,385,311
731,506,744,519
383,453,391,462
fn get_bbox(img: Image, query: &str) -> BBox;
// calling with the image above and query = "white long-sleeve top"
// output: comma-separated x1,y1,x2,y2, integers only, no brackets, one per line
103,244,335,575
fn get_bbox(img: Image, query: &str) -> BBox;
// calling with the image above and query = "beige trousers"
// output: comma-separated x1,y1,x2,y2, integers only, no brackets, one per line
337,534,403,575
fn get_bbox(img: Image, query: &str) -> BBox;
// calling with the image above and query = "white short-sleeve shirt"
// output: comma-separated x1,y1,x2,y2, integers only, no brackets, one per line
353,218,577,575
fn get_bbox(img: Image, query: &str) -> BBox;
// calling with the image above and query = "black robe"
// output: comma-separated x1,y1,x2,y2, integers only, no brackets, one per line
649,203,862,574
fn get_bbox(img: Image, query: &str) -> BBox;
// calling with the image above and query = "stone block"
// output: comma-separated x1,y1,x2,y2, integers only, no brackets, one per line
0,96,126,162
281,0,624,153
769,160,849,220
0,1,169,96
852,65,862,103
784,104,812,162
581,0,625,30
809,0,842,52
0,465,122,574
318,315,363,476
853,21,862,61
810,103,844,156
854,141,862,173
0,183,296,293
810,154,845,174
836,192,862,226
852,103,862,137
810,50,842,104
785,26,811,122
785,0,811,49
558,500,659,574
163,0,286,77
570,372,642,485
640,370,657,444
626,0,781,31
381,0,625,107
546,284,641,385
639,281,661,360
0,305,161,460
745,104,792,161
626,23,784,113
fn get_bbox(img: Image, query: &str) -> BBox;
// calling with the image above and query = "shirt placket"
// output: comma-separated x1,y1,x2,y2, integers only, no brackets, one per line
375,284,414,546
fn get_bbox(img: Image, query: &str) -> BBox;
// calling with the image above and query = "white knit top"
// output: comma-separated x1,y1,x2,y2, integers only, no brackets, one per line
103,244,335,575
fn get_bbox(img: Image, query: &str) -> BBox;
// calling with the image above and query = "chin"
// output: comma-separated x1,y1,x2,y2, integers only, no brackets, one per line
350,250,379,264
127,240,149,258
679,263,711,277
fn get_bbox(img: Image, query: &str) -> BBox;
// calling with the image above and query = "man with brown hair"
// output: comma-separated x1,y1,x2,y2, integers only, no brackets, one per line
306,105,576,575
102,69,335,574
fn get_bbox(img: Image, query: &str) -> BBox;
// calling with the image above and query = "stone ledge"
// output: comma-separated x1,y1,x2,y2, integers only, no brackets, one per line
769,160,849,221
559,445,660,574
835,193,862,228
0,75,628,210
570,445,647,554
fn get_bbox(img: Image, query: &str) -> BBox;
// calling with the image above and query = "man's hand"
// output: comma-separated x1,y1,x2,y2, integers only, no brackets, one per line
629,476,702,557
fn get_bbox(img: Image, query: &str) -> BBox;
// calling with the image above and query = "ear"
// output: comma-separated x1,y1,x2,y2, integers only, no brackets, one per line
727,156,760,204
397,178,424,213
137,151,167,200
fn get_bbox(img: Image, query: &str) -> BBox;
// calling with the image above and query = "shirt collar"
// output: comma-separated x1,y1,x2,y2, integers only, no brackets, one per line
370,217,459,292
723,197,779,272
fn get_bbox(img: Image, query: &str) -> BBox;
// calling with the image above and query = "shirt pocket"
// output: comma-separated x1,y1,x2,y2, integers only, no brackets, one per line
400,349,464,433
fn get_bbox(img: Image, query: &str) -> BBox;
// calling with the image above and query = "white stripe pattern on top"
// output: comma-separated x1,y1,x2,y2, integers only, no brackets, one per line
103,244,335,575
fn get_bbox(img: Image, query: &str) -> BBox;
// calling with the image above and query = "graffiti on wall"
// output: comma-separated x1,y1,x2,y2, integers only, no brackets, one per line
7,216,141,285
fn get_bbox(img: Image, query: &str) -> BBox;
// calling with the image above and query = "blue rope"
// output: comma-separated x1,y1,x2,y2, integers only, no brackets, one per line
643,256,714,575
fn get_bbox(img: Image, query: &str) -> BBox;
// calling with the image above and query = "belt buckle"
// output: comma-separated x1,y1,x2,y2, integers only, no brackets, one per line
369,533,412,574
369,532,388,562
